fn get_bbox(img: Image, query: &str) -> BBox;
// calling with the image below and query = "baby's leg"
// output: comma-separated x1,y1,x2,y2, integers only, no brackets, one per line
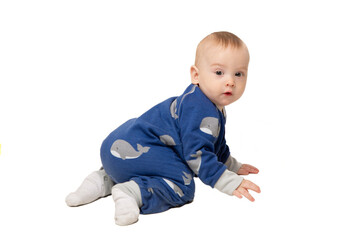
65,168,114,207
112,176,195,226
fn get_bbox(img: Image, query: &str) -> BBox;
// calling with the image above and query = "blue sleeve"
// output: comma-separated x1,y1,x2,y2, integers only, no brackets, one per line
177,88,227,188
217,135,231,164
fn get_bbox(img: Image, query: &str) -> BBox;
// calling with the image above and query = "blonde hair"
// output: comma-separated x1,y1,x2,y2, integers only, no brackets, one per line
195,31,244,66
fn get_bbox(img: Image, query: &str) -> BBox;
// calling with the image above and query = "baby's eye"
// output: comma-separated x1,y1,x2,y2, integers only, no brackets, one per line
235,72,244,77
215,71,223,76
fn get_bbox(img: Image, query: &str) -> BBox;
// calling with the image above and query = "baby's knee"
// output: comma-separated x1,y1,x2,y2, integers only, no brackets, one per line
131,176,194,214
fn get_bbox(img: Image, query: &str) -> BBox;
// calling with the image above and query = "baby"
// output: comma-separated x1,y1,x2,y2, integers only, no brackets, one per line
66,31,261,226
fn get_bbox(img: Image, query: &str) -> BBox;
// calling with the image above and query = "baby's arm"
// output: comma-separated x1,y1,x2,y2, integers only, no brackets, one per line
176,86,260,199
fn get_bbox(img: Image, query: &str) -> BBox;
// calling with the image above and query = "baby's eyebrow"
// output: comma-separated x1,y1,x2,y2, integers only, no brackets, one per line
210,63,225,68
235,67,248,72
211,63,248,72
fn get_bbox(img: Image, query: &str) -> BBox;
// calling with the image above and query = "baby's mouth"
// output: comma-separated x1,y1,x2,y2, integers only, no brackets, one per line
224,92,232,96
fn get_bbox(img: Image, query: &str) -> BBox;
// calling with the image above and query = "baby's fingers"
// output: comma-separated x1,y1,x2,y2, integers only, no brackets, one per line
232,190,243,199
240,179,261,193
247,165,260,174
238,164,260,175
238,188,255,202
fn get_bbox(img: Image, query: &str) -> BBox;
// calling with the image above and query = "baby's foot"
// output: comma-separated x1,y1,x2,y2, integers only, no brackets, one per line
66,169,114,207
112,186,140,226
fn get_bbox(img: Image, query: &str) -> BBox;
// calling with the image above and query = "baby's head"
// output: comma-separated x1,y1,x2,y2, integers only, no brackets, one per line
191,31,250,111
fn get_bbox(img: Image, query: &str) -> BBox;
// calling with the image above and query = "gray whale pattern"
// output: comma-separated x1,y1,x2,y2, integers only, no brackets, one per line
182,171,192,185
163,178,184,197
200,117,220,138
159,135,176,146
110,139,150,160
187,150,202,175
170,99,178,119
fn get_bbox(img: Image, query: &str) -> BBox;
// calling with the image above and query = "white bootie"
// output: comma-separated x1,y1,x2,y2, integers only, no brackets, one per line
66,169,114,207
112,185,140,226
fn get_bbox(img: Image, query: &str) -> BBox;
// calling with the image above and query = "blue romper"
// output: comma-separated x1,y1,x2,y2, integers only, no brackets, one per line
100,84,232,214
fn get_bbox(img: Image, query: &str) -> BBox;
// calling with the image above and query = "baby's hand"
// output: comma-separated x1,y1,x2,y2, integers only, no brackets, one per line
233,179,261,202
237,164,259,175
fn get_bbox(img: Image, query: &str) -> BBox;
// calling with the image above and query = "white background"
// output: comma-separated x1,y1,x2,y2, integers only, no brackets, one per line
1,0,359,239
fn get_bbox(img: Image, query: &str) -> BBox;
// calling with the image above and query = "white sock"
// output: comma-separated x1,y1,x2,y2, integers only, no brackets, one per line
112,185,140,226
66,169,114,207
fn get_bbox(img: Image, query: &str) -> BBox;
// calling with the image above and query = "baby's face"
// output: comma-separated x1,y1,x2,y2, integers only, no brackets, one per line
191,42,249,111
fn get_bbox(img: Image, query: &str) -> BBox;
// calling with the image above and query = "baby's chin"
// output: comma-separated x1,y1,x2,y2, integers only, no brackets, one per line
217,97,237,108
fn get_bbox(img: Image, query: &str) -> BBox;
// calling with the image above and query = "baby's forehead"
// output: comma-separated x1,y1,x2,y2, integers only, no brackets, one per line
199,41,247,62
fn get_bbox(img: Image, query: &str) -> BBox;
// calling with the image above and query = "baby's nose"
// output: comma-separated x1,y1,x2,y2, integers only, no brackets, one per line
226,76,235,87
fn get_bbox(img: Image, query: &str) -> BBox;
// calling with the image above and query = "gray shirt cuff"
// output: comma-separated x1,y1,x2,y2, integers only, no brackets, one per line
214,169,244,195
224,155,242,174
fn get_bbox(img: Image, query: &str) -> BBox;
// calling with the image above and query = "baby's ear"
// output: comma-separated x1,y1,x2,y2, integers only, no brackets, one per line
190,65,200,85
